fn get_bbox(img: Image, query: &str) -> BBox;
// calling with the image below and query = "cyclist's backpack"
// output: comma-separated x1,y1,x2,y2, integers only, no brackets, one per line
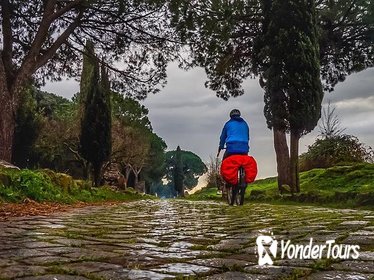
220,155,258,185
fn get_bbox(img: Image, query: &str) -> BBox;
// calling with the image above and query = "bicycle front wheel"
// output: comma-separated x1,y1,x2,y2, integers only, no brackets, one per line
238,186,246,205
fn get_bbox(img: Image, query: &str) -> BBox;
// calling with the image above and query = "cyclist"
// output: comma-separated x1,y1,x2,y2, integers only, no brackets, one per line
217,109,250,159
218,109,257,205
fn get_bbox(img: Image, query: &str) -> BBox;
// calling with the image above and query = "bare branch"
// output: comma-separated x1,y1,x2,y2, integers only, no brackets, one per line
47,0,84,22
319,101,346,139
35,10,84,70
64,39,160,84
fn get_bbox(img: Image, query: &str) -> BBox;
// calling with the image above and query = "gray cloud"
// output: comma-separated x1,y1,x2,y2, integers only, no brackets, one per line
142,63,374,178
43,64,374,179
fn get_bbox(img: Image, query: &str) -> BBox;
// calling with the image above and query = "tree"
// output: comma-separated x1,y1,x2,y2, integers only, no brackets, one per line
79,43,112,187
170,0,373,192
0,0,179,162
165,149,207,190
260,0,323,192
112,123,152,188
173,146,185,197
110,93,165,189
142,133,167,193
118,127,151,187
12,86,42,168
111,91,152,130
317,0,374,91
13,88,81,173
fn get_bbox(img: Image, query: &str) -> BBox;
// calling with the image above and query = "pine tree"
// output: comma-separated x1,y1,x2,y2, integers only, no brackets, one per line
79,42,112,187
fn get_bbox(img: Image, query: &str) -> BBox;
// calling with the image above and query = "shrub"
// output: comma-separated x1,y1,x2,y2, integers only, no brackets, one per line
10,169,69,202
0,167,150,204
300,134,373,171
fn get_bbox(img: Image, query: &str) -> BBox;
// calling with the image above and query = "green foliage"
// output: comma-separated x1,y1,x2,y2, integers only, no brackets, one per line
142,133,167,191
5,1,180,99
165,149,207,189
299,135,374,171
34,90,76,121
110,91,167,191
247,163,374,208
188,163,374,208
318,0,374,90
262,0,323,133
171,0,373,99
186,185,221,201
111,92,152,130
33,117,80,174
79,42,112,186
0,168,146,203
13,86,43,168
15,88,80,174
0,168,70,202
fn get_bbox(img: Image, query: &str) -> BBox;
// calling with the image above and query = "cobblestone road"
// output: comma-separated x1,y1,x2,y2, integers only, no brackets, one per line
0,200,373,279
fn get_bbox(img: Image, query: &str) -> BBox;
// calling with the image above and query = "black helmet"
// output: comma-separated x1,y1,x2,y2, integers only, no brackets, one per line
230,109,241,118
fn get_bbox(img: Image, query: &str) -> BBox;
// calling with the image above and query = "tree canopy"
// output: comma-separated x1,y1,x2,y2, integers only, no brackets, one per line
170,0,373,193
170,0,374,98
0,0,181,162
1,0,180,96
165,149,207,190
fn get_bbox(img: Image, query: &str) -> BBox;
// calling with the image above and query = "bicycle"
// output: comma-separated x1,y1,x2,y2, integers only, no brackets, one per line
218,149,256,206
225,166,246,206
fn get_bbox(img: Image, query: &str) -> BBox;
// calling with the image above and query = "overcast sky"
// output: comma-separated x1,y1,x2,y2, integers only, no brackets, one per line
43,64,374,179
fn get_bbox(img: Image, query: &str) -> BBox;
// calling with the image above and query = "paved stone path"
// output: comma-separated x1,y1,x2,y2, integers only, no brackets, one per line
0,200,373,280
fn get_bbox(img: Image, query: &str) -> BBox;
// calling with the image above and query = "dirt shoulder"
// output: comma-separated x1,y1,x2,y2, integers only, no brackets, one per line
0,199,123,221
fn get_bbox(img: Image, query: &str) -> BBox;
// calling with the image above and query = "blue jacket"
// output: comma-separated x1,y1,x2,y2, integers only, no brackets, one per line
219,117,250,154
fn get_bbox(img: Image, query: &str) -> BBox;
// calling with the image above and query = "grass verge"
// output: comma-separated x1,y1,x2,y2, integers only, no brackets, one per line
0,167,152,204
187,163,374,209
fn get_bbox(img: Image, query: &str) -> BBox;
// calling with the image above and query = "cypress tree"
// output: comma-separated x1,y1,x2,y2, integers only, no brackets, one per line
173,146,184,197
79,41,95,114
79,42,112,187
263,0,323,192
287,0,323,192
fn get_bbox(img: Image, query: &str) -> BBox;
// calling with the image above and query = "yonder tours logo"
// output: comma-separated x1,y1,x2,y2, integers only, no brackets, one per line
256,234,360,266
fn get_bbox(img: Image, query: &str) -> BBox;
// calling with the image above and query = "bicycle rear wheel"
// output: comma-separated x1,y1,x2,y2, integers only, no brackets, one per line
235,189,241,205
238,167,246,205
238,186,246,205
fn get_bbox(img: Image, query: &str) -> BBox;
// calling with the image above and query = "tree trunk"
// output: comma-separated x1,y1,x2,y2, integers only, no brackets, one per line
290,131,300,193
124,166,131,188
273,128,291,193
180,185,185,197
133,168,143,188
0,86,16,163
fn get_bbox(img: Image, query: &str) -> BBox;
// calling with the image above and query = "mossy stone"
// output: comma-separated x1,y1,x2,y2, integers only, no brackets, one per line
55,173,75,192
